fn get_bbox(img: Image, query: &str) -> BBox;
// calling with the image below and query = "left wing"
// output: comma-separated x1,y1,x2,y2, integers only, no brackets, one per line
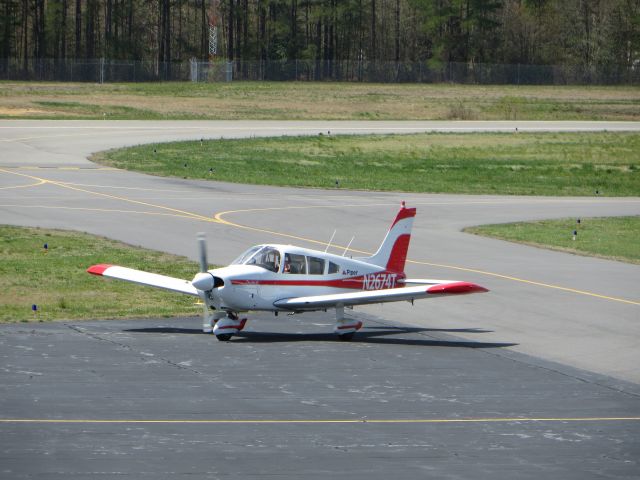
87,264,199,296
273,281,488,311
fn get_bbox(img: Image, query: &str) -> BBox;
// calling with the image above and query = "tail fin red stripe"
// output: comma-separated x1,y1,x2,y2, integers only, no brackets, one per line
391,207,416,228
386,234,411,273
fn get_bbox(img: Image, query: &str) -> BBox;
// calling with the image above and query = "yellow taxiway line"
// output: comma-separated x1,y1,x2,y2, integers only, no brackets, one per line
0,203,202,220
1,417,639,425
0,167,219,224
0,178,47,190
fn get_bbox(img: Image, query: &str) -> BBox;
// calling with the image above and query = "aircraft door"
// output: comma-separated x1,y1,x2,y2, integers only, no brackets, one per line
235,285,258,309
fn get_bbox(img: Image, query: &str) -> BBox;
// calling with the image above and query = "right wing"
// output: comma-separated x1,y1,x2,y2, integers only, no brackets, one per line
273,281,488,311
87,264,199,296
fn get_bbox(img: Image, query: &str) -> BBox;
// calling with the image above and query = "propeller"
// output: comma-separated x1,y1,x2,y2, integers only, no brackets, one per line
191,233,225,292
192,233,225,333
197,232,208,273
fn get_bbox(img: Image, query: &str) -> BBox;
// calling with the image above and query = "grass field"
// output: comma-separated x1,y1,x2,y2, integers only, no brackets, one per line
0,225,203,323
92,131,640,196
1,81,639,120
465,217,640,264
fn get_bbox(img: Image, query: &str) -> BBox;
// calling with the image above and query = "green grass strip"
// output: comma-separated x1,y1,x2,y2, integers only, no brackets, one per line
465,217,640,264
93,131,640,196
0,226,202,322
2,82,639,121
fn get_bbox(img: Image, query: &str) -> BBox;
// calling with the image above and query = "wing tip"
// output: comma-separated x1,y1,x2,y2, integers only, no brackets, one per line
87,264,113,276
427,281,489,295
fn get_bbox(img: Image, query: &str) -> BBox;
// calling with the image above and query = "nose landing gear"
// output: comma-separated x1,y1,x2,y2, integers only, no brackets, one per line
213,312,247,341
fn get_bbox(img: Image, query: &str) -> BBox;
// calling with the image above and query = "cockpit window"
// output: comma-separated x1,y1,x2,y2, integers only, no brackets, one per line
328,261,340,274
231,246,281,272
248,247,281,272
231,245,263,265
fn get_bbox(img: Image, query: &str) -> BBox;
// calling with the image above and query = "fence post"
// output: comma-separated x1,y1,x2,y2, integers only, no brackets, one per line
190,58,197,82
226,61,233,82
99,58,105,84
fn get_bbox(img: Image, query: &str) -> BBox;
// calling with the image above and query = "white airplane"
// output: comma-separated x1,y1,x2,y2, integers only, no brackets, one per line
88,203,488,341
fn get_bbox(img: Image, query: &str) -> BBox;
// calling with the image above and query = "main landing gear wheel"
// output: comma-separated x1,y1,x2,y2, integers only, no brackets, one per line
334,319,362,341
215,333,233,342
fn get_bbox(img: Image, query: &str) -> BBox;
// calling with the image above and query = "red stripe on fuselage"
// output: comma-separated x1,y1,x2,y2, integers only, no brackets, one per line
231,272,406,290
231,277,364,289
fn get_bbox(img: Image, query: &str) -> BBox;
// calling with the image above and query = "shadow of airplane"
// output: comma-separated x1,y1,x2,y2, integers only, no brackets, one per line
125,325,515,349
126,327,202,335
361,325,493,334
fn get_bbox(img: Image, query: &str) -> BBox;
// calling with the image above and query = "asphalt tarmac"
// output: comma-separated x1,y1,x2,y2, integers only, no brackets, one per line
1,314,639,479
1,120,639,478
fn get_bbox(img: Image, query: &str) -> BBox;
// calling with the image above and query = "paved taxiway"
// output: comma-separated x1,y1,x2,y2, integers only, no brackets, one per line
2,315,639,479
1,120,639,478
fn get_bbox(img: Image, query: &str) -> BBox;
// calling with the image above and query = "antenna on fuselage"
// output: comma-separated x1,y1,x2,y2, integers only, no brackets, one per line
324,229,337,253
342,236,355,256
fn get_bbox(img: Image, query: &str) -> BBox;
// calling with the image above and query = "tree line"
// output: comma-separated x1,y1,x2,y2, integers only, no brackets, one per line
2,0,639,73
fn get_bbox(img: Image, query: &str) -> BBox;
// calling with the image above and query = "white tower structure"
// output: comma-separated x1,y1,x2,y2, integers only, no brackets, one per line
208,0,219,59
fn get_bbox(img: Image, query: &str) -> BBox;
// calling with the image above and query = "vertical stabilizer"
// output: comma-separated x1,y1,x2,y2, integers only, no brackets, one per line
358,203,416,273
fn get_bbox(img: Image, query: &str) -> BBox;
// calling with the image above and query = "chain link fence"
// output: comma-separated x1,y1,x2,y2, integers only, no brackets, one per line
1,58,637,85
0,58,192,82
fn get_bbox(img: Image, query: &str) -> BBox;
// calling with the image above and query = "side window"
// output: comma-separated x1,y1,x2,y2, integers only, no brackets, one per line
284,253,306,274
308,257,325,275
328,262,340,274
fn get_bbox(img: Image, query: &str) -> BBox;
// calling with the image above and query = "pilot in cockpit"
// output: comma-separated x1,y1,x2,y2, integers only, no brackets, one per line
283,254,291,273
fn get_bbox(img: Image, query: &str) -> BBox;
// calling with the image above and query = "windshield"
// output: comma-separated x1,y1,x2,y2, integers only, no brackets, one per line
231,246,281,272
231,245,263,265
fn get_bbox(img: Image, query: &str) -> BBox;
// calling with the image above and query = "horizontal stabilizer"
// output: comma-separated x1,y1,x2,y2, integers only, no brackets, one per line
87,264,199,296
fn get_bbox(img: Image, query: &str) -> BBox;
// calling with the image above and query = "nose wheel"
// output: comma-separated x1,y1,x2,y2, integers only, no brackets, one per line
213,312,247,341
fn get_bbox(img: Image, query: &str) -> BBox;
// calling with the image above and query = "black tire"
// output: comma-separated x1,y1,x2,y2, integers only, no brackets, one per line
216,334,232,342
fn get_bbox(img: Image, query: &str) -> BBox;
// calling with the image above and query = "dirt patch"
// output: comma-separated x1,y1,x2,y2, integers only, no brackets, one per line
0,106,50,116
